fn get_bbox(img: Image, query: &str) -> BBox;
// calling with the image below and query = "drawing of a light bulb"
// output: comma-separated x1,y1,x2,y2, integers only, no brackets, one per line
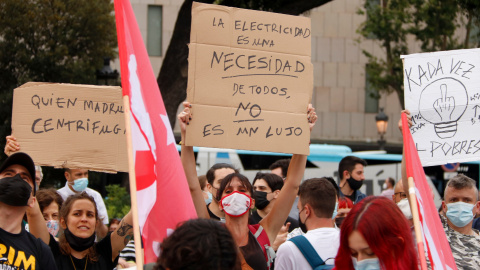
419,78,468,139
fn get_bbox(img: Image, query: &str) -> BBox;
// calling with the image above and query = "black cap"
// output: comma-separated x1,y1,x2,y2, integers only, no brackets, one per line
0,152,36,195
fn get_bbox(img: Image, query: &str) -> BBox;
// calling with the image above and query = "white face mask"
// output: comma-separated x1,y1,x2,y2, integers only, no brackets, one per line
397,198,412,220
382,183,387,190
220,191,252,217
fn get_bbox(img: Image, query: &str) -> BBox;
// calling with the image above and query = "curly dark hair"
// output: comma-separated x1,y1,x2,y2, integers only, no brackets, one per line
154,219,241,270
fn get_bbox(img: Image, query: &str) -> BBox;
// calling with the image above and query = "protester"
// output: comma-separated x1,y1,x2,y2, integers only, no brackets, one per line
57,168,110,238
392,180,413,227
334,196,419,270
251,172,299,232
275,178,339,270
338,156,367,204
380,177,395,199
179,102,317,269
269,159,290,179
335,196,353,228
0,152,57,268
35,188,64,239
109,218,121,232
205,163,238,221
440,175,480,268
198,174,213,205
35,165,43,189
5,135,111,238
269,159,300,220
154,218,241,270
27,191,133,270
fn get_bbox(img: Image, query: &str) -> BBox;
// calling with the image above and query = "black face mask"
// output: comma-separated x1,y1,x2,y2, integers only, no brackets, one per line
0,174,32,206
335,216,345,228
253,191,270,210
64,228,96,251
347,176,363,191
298,212,308,233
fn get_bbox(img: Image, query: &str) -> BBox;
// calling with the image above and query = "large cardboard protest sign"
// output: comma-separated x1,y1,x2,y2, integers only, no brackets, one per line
12,82,128,172
402,48,480,166
185,2,313,155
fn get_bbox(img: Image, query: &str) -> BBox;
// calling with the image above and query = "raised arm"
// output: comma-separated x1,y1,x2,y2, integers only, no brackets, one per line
110,211,133,261
260,104,317,243
26,198,51,245
179,102,209,219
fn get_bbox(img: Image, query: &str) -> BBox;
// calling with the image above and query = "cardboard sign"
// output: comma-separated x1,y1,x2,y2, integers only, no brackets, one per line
11,82,128,172
402,48,480,166
186,2,313,155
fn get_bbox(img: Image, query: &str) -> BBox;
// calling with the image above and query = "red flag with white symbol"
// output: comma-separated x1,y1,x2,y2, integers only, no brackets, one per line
114,0,197,263
402,113,457,270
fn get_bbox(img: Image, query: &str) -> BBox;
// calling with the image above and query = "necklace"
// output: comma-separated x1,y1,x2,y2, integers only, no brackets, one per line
69,254,88,270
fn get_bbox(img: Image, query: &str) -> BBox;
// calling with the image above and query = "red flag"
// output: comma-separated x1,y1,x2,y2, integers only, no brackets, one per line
114,0,197,263
402,113,457,270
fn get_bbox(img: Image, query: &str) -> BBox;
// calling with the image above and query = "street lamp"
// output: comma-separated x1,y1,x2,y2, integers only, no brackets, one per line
96,57,119,85
375,107,389,150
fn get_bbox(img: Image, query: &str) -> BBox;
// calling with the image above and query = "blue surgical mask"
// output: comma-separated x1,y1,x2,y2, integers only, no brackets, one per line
72,177,88,192
352,257,380,270
332,202,338,220
446,201,474,228
204,191,212,205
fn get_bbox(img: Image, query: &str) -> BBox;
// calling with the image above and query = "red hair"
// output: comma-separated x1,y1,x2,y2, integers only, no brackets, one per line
335,196,418,270
338,196,353,209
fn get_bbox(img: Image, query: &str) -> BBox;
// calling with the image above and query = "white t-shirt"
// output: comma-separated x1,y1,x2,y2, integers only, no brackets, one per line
57,184,109,224
275,227,340,270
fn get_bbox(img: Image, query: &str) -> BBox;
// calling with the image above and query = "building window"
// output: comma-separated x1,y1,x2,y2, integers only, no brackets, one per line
365,65,379,113
147,5,162,56
366,0,380,39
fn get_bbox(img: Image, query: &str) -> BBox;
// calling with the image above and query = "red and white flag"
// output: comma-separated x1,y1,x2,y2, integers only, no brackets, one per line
402,113,457,270
114,0,197,263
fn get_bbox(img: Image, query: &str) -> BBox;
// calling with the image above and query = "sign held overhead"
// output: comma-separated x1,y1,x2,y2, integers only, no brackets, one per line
186,2,313,155
11,82,128,172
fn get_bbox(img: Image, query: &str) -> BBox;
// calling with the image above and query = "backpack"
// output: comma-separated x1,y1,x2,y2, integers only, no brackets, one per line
289,235,334,270
248,224,276,269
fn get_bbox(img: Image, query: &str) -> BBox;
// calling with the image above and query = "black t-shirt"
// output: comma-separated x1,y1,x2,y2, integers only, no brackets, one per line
207,203,221,221
0,226,56,270
49,233,119,270
249,210,299,233
240,231,267,270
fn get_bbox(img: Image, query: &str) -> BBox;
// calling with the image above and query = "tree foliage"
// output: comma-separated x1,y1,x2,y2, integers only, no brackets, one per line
357,0,480,109
0,0,117,161
104,184,131,220
158,0,333,128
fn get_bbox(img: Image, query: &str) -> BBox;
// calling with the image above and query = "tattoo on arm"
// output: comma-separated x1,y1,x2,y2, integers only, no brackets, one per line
124,235,133,245
116,219,133,237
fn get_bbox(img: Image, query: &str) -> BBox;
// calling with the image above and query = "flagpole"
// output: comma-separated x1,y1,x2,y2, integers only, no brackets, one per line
408,177,428,270
123,95,144,269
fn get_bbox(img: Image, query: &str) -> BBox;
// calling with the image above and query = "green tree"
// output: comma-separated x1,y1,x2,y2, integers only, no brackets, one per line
0,0,117,162
357,0,480,109
104,184,131,221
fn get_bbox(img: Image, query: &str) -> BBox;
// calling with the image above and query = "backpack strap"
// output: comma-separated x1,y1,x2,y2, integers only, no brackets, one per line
289,235,325,268
248,224,276,269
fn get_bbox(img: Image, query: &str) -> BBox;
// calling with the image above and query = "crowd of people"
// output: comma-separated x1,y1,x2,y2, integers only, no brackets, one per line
0,106,479,270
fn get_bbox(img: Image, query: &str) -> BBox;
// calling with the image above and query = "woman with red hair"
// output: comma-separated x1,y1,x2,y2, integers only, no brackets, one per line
334,196,418,270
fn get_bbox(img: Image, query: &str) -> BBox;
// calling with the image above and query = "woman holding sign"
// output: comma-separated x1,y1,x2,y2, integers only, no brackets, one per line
178,102,317,270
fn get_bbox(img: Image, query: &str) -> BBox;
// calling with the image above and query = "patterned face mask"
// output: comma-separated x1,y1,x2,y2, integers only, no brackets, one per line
46,220,60,237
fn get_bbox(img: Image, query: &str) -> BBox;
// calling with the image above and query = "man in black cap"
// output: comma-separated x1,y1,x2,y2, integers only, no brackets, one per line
0,152,56,269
